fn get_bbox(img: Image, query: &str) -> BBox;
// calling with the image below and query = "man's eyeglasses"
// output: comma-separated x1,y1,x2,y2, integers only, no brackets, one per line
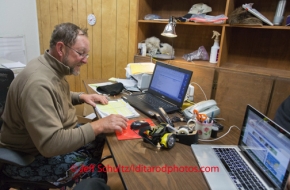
64,44,89,59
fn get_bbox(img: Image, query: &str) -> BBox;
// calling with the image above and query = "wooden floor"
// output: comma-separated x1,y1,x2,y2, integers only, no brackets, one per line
10,142,125,190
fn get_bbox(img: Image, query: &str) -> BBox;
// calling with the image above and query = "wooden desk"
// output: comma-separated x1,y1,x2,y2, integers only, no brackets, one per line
83,79,241,190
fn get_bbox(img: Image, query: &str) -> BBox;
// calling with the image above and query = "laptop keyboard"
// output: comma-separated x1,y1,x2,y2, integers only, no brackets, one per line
137,94,175,109
213,148,267,190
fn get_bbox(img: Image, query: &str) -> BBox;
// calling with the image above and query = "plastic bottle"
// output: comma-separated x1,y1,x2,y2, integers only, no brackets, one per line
273,0,287,26
141,43,147,56
209,31,220,64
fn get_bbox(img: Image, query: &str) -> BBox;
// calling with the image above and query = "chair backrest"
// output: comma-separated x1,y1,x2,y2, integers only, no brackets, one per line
0,68,14,128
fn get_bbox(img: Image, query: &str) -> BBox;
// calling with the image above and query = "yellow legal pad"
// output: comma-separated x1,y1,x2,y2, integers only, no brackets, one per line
95,99,139,118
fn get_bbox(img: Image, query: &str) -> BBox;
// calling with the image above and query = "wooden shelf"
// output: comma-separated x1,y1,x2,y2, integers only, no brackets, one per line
226,25,290,30
220,63,290,79
136,0,290,130
138,19,227,27
139,19,290,29
137,0,290,76
168,57,218,68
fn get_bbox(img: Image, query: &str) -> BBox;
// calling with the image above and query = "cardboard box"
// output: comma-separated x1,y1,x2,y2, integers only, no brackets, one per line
75,104,96,124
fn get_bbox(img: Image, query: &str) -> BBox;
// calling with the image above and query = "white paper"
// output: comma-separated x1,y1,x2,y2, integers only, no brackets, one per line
85,113,96,120
116,79,137,88
1,62,26,69
95,99,140,118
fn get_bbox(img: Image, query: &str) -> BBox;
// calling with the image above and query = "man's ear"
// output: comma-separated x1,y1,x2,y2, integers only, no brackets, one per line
55,41,65,57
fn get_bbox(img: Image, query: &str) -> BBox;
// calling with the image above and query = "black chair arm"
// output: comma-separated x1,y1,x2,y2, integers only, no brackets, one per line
0,148,35,167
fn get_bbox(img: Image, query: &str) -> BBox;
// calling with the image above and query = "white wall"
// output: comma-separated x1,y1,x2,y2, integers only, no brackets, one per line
0,0,40,62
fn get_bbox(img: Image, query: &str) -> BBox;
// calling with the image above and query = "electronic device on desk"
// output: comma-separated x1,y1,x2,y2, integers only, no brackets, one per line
122,61,193,118
131,73,152,90
138,123,176,149
158,107,198,146
182,99,220,120
130,120,150,130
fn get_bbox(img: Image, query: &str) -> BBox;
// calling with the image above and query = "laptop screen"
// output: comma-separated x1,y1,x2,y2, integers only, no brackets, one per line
148,61,193,108
239,105,290,189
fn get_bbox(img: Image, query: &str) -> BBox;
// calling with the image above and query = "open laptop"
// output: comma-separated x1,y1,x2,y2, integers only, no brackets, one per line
191,105,290,190
122,61,192,117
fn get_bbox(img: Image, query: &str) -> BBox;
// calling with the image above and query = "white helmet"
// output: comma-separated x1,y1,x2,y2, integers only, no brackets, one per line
188,3,212,14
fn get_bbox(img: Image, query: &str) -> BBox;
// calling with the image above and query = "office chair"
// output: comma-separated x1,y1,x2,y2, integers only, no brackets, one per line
0,150,112,190
0,68,111,189
0,68,56,189
0,68,14,128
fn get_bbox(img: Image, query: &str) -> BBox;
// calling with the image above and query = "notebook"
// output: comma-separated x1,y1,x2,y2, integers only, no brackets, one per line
122,61,193,117
191,105,290,190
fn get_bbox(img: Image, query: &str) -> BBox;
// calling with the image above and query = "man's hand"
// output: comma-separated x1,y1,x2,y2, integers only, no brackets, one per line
80,93,108,107
91,114,128,135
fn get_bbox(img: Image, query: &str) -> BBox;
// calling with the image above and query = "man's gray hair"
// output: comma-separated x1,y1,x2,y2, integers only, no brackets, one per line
49,23,88,48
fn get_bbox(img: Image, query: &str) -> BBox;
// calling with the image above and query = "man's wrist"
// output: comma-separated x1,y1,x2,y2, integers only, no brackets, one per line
78,92,85,103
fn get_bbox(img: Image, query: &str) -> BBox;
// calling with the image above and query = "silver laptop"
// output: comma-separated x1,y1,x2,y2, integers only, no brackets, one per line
191,105,290,190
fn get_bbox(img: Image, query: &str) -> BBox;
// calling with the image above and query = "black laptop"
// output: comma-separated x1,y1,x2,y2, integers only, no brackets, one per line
122,61,193,117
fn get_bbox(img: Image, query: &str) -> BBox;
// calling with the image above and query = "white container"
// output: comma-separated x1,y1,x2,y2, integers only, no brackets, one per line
209,31,220,64
209,46,219,63
188,84,194,101
141,43,147,56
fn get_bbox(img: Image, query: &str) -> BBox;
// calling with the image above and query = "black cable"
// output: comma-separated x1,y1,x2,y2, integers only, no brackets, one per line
171,116,187,123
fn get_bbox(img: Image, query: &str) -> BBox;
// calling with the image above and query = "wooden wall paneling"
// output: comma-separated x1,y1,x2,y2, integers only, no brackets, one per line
267,77,290,120
92,0,102,80
71,0,79,91
50,0,59,28
116,0,130,78
62,0,76,91
62,0,73,23
169,62,215,103
57,0,64,23
214,69,274,128
38,0,51,54
36,0,139,91
86,0,94,81
128,0,138,64
101,0,117,79
75,1,88,92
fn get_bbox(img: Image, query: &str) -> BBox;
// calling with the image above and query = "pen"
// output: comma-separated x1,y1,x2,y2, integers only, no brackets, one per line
209,112,214,123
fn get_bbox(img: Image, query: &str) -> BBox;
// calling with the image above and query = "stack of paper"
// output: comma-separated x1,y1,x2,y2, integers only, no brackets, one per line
129,62,155,75
116,78,139,92
1,62,26,69
95,99,140,118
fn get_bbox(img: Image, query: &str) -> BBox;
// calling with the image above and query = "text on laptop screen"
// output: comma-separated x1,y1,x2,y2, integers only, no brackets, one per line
240,106,290,189
149,63,192,104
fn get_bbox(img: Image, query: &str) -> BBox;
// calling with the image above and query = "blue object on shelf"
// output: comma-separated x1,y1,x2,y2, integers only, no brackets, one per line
286,15,290,26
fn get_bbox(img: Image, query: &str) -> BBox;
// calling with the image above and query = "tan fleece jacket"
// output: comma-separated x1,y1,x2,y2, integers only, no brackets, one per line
0,51,95,157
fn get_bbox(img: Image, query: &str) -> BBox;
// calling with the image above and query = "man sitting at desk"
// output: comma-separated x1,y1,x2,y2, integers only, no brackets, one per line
274,95,290,133
0,23,128,188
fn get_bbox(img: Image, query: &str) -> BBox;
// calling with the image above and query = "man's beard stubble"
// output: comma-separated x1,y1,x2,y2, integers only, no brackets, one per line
63,53,80,76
